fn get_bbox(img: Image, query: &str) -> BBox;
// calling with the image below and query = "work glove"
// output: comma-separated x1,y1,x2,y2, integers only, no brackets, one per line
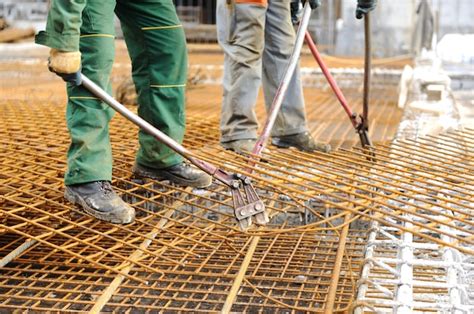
290,0,321,25
48,48,82,85
356,0,377,19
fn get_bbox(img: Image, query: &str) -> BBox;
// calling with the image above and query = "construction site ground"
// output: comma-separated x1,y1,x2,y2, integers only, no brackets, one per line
0,41,408,149
0,41,473,313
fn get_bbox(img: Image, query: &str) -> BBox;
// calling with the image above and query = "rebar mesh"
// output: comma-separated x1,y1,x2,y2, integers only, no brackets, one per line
1,93,473,311
1,47,472,312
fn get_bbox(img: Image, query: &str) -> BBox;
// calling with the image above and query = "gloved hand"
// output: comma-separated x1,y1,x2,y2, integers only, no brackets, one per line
290,0,321,25
356,0,377,19
48,48,82,85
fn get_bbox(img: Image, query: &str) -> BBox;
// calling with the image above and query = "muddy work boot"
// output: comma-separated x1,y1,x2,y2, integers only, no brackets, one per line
65,181,135,224
221,139,256,154
133,162,212,188
272,132,331,153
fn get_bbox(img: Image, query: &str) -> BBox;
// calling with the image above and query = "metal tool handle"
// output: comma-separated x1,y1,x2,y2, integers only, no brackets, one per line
80,74,269,230
360,12,375,153
80,74,233,186
81,74,189,156
362,13,371,134
251,2,312,158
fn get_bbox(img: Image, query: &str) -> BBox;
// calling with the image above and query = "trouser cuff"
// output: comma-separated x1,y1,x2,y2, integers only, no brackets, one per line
135,156,184,171
65,174,112,186
220,132,258,144
271,126,308,138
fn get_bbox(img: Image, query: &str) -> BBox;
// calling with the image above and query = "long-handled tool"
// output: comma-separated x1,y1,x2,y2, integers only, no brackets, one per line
77,74,269,230
251,2,312,159
304,24,373,148
251,3,373,163
361,13,373,147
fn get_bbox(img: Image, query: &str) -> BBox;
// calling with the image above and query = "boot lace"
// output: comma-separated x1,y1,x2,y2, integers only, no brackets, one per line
98,181,114,196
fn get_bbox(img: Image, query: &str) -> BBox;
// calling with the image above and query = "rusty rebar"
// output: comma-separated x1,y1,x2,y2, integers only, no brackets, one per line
0,60,472,312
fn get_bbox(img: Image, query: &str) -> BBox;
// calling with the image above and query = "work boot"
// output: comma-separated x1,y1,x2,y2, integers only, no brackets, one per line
133,162,212,188
64,181,135,224
221,139,256,154
272,132,331,153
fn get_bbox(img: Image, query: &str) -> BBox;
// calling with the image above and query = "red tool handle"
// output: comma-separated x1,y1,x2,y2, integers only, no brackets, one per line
304,31,358,128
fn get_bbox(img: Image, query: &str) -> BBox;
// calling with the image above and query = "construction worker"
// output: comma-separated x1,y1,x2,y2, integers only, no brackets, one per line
36,0,212,224
216,0,376,154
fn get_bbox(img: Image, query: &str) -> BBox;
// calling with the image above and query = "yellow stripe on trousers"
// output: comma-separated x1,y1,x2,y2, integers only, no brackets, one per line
141,25,182,31
80,34,115,39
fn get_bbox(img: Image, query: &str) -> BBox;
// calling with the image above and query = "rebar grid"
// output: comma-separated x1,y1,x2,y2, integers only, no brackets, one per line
183,71,403,150
0,51,404,151
0,94,473,313
0,229,368,312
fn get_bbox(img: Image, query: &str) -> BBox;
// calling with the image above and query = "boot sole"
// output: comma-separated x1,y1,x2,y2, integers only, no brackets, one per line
133,166,212,189
64,188,134,224
272,139,330,153
271,139,307,151
271,140,292,149
221,140,258,155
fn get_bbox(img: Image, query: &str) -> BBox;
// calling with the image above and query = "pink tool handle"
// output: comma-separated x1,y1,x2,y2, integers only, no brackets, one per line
304,31,357,128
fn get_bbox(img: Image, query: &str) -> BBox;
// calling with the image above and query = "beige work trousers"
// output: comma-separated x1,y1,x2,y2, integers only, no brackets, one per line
217,0,309,143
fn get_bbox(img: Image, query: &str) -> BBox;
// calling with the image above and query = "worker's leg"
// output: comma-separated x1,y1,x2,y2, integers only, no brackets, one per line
115,0,211,188
262,0,308,137
64,0,116,186
62,1,135,224
115,0,186,169
216,0,267,143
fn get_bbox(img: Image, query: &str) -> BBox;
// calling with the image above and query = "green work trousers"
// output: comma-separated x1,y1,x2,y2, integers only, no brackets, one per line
35,0,187,185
